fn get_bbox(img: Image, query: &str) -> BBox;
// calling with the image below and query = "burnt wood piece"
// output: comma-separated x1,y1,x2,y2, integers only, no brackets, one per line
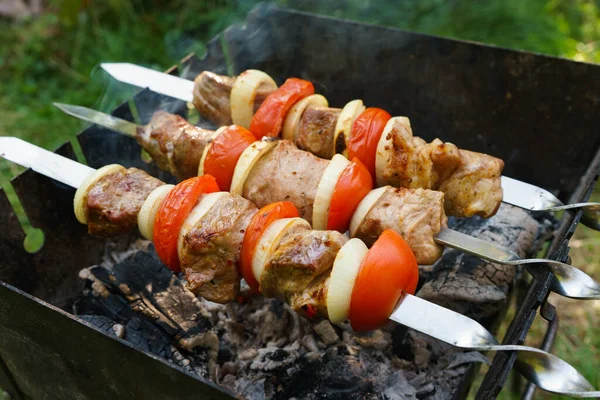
418,204,555,321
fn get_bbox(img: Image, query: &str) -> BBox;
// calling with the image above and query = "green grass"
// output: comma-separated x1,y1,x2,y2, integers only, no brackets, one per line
1,0,599,396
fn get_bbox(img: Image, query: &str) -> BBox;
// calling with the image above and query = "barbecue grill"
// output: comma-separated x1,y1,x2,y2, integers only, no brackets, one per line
1,4,600,399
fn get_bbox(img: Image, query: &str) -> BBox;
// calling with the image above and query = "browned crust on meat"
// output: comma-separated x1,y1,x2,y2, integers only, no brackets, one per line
135,111,213,180
295,106,341,158
353,186,447,265
87,168,163,237
192,71,275,126
242,140,329,221
378,118,503,218
261,227,346,315
179,194,257,303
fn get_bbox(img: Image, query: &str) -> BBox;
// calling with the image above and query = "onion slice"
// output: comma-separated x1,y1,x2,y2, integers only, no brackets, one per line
252,217,310,286
138,184,175,240
230,139,278,196
73,164,125,224
198,126,228,176
312,154,350,230
349,186,390,238
327,238,369,323
281,94,329,141
334,100,365,157
375,117,411,187
177,192,229,259
231,70,278,129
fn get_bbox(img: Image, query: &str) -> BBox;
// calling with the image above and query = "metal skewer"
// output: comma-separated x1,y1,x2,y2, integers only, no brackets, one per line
0,136,599,397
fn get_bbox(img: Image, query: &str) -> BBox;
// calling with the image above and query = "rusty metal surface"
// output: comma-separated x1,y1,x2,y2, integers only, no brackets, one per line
1,4,600,399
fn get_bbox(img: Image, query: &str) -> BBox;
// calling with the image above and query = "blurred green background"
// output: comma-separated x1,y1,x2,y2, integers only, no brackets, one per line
0,0,599,399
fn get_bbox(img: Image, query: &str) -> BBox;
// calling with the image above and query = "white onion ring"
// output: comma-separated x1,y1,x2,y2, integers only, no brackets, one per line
230,70,277,129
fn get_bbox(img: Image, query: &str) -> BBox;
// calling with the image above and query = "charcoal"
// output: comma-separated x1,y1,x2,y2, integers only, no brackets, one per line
417,204,555,319
74,204,553,399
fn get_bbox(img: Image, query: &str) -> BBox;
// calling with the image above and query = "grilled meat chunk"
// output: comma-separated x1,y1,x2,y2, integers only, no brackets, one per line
136,111,213,180
192,71,276,126
354,187,447,265
87,168,163,237
295,106,341,158
243,140,329,221
437,150,504,218
179,194,257,303
376,117,503,218
261,226,347,316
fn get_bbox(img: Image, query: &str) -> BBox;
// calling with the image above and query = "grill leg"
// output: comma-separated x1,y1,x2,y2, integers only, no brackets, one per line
521,301,559,400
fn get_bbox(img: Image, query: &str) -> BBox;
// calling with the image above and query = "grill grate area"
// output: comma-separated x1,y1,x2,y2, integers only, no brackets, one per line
1,4,600,399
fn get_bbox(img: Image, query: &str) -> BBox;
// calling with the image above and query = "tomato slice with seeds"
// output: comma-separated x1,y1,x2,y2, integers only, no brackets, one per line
153,175,220,272
250,78,314,139
349,229,419,332
203,125,256,191
347,107,391,179
240,201,300,291
326,157,373,232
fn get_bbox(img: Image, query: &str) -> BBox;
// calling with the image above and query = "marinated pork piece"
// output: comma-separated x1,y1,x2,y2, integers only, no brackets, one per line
437,150,504,218
87,168,163,237
179,194,257,303
192,71,276,126
354,187,447,265
136,111,214,180
295,106,341,158
376,118,503,218
243,140,329,221
261,226,347,316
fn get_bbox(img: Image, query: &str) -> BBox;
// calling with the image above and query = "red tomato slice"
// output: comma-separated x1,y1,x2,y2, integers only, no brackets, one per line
240,201,300,291
349,229,419,332
347,107,391,179
153,175,220,272
250,78,314,139
204,125,256,191
326,157,373,232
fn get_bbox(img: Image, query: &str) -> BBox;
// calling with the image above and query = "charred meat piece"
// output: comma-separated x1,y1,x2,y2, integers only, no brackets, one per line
377,118,503,218
87,168,163,237
295,106,341,159
136,111,214,180
437,150,504,218
261,226,347,312
179,194,257,303
243,140,329,221
192,71,276,126
354,187,447,265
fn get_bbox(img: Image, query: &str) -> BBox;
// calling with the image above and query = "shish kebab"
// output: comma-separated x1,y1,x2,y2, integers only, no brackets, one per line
53,105,600,299
98,63,600,229
1,138,599,398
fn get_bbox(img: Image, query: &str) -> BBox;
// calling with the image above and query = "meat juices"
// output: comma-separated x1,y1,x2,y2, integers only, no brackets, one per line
354,187,447,265
295,107,341,159
242,140,329,221
192,71,275,127
86,168,163,237
136,111,214,180
179,194,257,303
